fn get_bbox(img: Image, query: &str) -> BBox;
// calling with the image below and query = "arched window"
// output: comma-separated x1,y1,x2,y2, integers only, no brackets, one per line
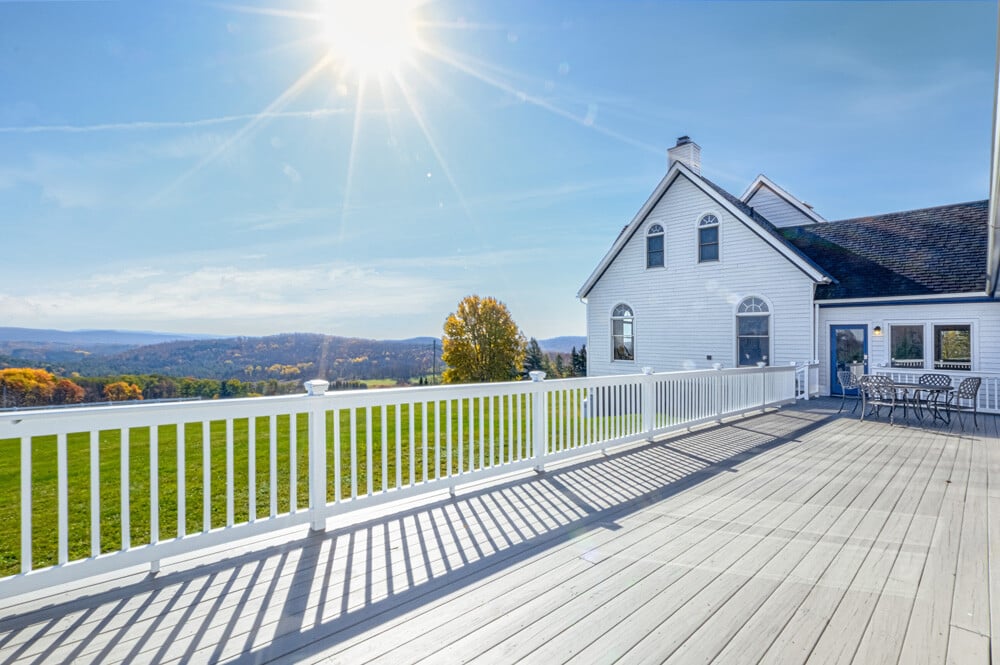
698,214,719,262
737,296,769,366
646,224,664,268
611,304,635,361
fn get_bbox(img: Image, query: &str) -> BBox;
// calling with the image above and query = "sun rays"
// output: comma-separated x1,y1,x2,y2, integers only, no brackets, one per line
157,1,657,231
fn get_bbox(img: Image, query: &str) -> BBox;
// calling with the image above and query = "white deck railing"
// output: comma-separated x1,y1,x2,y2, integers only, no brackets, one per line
873,368,1000,414
0,366,796,597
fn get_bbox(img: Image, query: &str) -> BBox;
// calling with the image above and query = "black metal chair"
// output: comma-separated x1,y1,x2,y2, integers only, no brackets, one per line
836,370,861,414
946,377,982,430
915,373,952,419
859,375,898,425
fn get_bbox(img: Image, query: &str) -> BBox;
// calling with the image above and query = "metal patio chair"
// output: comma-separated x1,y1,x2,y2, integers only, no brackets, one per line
946,377,982,430
859,375,898,425
836,370,861,414
914,373,952,419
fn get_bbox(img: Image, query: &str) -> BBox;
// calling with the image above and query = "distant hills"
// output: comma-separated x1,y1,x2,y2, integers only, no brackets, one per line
0,327,584,381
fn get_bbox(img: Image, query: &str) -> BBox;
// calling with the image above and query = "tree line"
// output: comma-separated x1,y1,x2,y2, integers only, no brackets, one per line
0,368,371,408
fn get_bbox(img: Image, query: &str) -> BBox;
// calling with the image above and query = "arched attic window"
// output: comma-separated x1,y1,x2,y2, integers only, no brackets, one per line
737,296,769,366
646,224,664,268
698,214,719,262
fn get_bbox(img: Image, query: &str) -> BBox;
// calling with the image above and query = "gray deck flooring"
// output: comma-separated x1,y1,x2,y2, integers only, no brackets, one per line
0,399,997,664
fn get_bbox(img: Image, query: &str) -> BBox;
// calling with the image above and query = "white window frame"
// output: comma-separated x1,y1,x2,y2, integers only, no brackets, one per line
697,212,721,264
646,223,665,269
735,296,771,367
611,303,635,363
881,319,977,372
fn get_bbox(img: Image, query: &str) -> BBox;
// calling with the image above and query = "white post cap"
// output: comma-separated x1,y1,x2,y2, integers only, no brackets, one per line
529,371,546,382
304,379,330,396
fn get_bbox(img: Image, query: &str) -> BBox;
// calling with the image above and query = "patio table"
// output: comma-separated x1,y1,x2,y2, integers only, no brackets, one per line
890,381,953,423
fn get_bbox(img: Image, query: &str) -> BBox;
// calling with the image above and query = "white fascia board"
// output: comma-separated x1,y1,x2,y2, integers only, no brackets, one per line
740,174,828,225
576,165,682,298
577,163,828,298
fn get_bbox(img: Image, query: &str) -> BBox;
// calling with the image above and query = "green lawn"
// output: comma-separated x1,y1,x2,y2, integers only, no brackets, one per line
0,394,564,577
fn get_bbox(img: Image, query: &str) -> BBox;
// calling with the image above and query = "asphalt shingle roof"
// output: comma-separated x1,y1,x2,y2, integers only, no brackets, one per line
778,200,988,299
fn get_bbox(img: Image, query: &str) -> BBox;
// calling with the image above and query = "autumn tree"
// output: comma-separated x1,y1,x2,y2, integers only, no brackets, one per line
442,295,526,383
103,381,143,402
0,368,85,407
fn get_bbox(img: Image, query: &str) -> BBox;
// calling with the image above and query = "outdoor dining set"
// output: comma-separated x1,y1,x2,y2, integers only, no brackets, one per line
836,370,982,429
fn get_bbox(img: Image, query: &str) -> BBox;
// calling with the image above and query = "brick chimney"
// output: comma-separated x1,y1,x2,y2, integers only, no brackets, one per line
667,135,701,175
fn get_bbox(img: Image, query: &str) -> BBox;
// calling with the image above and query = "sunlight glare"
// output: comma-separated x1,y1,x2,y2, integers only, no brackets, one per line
322,0,418,76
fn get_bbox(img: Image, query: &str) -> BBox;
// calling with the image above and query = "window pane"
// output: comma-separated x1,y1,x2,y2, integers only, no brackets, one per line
647,235,664,268
738,337,767,366
699,227,718,262
934,325,970,371
738,316,768,336
890,325,924,368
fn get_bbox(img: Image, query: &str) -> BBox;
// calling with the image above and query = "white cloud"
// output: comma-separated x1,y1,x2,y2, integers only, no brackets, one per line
0,263,462,335
282,163,302,183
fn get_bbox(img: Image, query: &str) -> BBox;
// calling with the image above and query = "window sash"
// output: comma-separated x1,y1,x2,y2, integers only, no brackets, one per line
737,314,769,366
934,324,971,371
699,226,719,262
612,317,634,361
647,235,664,268
890,325,924,369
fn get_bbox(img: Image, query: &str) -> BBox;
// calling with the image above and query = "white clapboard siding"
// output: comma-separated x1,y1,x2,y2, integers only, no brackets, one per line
818,301,1000,399
586,175,816,377
744,184,817,228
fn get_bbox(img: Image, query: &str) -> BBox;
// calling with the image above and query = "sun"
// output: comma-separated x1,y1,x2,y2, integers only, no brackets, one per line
321,0,419,77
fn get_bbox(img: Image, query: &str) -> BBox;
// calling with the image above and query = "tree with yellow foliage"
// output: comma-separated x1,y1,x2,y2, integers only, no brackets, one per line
103,381,143,402
442,295,526,383
0,368,85,407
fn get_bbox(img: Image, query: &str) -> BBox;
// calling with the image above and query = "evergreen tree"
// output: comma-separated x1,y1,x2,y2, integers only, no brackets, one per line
573,345,588,376
554,354,566,378
523,338,546,376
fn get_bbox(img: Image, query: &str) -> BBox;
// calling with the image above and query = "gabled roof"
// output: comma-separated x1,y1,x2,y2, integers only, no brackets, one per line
577,162,832,299
740,174,828,225
780,200,989,299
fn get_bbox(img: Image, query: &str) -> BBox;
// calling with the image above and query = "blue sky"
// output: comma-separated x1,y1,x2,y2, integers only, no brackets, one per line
1,0,996,340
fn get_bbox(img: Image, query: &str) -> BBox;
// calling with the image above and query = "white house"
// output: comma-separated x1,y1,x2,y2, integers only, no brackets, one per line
577,137,999,397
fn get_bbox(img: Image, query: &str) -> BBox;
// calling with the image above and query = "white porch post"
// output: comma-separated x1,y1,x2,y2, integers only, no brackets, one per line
641,367,655,439
529,371,547,472
305,379,329,532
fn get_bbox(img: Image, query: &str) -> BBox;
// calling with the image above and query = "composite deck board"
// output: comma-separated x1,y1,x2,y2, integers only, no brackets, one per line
0,402,997,664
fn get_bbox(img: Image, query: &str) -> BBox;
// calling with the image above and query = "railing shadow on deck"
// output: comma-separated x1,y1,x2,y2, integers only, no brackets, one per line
0,405,840,664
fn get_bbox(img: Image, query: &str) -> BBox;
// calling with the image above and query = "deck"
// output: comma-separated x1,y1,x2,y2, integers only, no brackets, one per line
1,399,997,664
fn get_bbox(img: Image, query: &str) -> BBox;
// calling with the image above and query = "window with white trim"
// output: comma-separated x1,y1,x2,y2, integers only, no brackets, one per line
698,214,719,262
736,296,769,366
934,324,971,371
611,304,634,361
890,325,924,369
646,224,664,268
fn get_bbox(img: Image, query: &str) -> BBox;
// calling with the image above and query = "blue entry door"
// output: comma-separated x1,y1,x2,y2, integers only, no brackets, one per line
830,325,868,395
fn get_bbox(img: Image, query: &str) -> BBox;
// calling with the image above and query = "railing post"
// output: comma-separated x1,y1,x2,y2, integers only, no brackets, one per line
641,367,655,440
305,379,330,532
714,365,724,422
529,371,546,472
760,366,767,411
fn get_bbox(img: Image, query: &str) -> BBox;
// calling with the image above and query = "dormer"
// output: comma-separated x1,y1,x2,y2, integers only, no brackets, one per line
741,174,827,228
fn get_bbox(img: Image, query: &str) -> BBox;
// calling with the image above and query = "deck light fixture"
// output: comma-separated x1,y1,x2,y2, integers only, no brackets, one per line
873,325,883,336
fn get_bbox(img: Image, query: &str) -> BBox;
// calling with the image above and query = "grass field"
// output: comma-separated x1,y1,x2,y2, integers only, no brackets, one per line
0,396,552,577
